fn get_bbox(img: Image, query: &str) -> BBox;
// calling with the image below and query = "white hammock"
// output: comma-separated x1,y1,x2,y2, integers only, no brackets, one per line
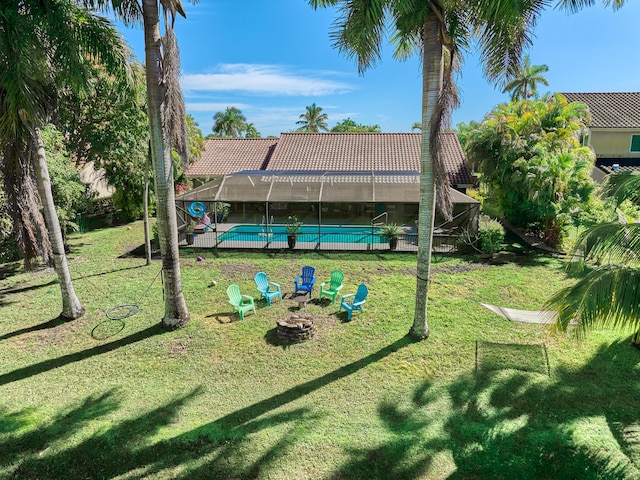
480,303,559,324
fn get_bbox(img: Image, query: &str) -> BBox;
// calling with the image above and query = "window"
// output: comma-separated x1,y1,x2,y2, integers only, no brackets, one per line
631,134,640,152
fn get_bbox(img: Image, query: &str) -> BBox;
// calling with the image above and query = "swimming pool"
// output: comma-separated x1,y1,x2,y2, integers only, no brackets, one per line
218,225,388,244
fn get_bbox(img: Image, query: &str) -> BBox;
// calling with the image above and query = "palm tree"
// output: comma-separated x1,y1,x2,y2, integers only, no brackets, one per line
87,0,193,329
310,0,625,340
502,55,549,101
212,107,247,137
0,0,131,320
296,103,329,132
411,122,422,132
546,171,640,346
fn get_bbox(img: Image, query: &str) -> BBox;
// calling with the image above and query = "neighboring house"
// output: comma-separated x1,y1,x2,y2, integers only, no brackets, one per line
78,161,114,199
562,92,640,181
180,132,478,234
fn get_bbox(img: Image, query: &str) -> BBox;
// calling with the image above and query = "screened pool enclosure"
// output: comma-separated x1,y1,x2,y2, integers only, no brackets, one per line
175,170,479,252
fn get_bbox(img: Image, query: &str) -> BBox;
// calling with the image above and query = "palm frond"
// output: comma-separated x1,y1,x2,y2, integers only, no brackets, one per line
603,171,640,206
546,264,640,337
571,222,640,266
162,27,188,166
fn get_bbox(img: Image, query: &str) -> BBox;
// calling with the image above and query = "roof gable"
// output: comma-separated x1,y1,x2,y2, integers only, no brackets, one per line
561,92,640,129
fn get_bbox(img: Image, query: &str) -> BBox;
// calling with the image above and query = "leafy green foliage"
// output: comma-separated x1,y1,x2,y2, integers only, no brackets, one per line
41,126,91,233
466,95,596,246
296,103,329,132
478,215,505,255
331,118,381,132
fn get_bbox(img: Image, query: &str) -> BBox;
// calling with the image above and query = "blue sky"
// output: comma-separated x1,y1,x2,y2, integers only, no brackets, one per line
116,1,638,138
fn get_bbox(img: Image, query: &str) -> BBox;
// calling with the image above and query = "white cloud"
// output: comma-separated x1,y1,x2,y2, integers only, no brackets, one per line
182,64,353,96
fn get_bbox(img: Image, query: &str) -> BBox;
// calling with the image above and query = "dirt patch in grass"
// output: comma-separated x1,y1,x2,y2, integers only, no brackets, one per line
432,263,489,275
218,262,260,281
168,337,190,356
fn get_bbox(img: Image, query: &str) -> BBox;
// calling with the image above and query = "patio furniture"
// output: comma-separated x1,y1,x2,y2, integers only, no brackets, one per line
227,285,256,320
319,269,344,305
339,284,368,321
294,266,316,297
292,295,309,310
254,272,282,306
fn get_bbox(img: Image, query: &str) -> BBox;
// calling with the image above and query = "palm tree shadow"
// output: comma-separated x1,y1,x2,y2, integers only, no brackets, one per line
4,337,414,479
444,337,640,478
0,315,67,342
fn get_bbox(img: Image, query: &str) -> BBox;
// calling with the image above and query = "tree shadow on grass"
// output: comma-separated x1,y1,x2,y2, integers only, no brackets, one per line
0,324,163,387
0,315,68,342
3,336,414,479
330,338,640,479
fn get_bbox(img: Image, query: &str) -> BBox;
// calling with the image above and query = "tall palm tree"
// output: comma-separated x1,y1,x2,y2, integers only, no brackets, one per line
502,55,549,101
296,103,329,132
310,0,625,340
0,0,131,320
87,0,193,329
212,107,247,137
547,171,640,346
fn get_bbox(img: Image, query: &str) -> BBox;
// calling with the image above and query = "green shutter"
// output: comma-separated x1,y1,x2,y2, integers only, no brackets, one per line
631,135,640,152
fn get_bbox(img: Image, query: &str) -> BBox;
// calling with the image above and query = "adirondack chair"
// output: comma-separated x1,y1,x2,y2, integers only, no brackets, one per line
226,284,256,320
294,266,316,297
340,284,368,321
254,272,282,306
319,269,344,304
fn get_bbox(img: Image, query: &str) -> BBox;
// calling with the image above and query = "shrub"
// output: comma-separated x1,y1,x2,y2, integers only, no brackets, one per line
478,215,505,255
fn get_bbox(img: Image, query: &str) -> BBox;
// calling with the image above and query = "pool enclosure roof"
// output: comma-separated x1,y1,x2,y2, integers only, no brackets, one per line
177,170,479,204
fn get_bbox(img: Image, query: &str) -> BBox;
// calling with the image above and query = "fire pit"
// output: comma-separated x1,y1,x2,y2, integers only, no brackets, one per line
276,313,316,344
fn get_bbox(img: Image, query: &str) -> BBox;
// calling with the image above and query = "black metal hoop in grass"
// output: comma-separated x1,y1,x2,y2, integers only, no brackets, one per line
105,303,141,320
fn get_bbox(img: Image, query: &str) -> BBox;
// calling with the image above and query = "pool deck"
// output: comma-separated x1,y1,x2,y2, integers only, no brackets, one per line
181,223,458,253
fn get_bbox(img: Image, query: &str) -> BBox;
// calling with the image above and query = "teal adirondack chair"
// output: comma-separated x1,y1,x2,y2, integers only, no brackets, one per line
254,272,282,306
227,284,256,320
319,270,344,304
340,284,368,321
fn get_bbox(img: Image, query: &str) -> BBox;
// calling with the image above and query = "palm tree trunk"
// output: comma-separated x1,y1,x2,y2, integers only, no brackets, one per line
32,127,85,320
411,12,443,340
143,146,152,266
142,0,189,329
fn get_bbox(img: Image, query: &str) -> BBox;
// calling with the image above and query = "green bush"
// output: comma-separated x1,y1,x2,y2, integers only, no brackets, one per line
478,215,505,255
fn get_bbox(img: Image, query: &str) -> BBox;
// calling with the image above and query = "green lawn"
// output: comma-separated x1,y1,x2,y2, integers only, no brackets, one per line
0,222,638,479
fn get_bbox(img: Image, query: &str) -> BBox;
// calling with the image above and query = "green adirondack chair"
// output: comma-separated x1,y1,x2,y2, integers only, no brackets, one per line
319,270,344,304
227,284,256,320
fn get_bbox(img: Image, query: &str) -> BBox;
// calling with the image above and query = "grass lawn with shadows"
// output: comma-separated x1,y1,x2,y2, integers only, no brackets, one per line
0,221,638,479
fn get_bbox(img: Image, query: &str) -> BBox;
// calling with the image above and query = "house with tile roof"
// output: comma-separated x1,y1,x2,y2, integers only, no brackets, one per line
178,132,478,248
562,92,640,180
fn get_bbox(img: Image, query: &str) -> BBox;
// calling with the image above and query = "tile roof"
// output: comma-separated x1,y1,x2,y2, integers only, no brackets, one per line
561,92,640,129
185,138,277,178
186,132,473,186
595,157,640,174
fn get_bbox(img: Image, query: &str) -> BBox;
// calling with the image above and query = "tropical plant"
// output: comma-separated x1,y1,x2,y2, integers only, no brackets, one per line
309,0,562,340
0,0,133,319
331,118,380,133
546,171,640,346
502,55,549,101
86,0,193,329
244,123,262,138
466,95,596,247
296,103,329,133
285,215,303,236
212,107,247,137
411,122,422,132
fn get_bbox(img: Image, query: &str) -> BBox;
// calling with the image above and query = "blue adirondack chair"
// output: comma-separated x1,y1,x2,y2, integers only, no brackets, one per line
294,266,316,297
340,284,368,321
227,284,256,320
254,272,282,306
319,269,344,304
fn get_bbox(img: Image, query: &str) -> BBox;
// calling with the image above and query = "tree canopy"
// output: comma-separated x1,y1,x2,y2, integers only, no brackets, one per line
331,118,380,133
502,55,549,101
296,103,329,132
466,95,596,246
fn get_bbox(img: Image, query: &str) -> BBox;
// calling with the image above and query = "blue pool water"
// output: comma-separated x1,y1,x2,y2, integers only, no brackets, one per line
219,225,387,244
